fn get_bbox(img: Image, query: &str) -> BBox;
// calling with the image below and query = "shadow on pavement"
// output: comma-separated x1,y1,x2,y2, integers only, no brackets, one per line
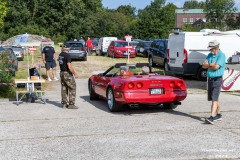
46,100,63,109
80,95,205,122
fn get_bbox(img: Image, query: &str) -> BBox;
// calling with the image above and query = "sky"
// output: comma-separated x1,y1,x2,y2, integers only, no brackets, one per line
102,0,240,10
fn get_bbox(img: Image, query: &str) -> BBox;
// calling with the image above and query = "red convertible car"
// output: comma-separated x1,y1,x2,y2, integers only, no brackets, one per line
107,40,136,58
88,63,187,112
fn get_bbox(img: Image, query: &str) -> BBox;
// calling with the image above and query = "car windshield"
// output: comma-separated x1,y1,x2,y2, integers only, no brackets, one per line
92,40,98,45
12,47,22,51
65,43,83,48
144,42,152,47
130,42,138,46
115,42,128,47
105,64,150,77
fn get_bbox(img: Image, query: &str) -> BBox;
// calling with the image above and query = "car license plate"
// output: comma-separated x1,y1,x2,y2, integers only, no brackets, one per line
123,52,129,55
170,59,175,63
150,88,163,94
70,50,79,53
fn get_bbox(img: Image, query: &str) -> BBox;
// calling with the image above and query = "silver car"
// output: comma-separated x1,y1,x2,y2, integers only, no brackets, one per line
64,41,87,61
11,46,24,61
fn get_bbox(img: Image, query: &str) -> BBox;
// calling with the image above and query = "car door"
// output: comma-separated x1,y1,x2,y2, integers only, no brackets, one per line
151,40,161,64
95,68,117,98
135,42,141,55
158,40,167,66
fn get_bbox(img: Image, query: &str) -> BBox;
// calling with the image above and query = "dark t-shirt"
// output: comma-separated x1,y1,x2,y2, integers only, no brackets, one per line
58,52,71,72
42,46,55,61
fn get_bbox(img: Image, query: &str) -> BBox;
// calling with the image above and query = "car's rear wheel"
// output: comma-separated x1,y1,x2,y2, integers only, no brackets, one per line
107,87,121,112
106,51,110,57
100,47,104,56
197,68,207,81
164,61,168,71
149,56,156,67
143,51,148,58
88,80,99,100
163,102,178,109
21,54,24,61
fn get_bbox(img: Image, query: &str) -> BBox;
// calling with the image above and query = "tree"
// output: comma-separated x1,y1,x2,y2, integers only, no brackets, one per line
117,5,137,18
0,0,8,28
205,0,236,30
137,0,177,39
183,0,205,9
225,13,240,29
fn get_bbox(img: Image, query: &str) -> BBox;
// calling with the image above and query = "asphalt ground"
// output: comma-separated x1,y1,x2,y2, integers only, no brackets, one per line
0,79,240,160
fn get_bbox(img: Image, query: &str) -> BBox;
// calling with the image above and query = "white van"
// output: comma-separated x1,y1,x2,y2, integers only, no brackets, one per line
167,30,240,80
96,37,117,56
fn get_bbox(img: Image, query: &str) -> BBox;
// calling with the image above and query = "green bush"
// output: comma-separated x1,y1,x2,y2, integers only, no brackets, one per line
0,50,15,98
52,33,67,43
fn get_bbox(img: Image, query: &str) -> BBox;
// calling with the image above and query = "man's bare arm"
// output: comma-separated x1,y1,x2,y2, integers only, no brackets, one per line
67,62,78,78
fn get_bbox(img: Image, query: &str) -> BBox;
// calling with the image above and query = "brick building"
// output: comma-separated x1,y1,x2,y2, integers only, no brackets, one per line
175,9,240,28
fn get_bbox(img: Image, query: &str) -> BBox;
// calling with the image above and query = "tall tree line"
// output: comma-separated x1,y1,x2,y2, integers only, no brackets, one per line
0,0,238,42
0,0,177,42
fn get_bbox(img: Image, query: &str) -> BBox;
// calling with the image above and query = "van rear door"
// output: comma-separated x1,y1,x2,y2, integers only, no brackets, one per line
103,37,117,53
168,33,185,69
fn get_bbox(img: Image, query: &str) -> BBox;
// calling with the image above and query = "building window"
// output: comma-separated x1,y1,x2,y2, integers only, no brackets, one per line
190,18,194,23
183,18,187,22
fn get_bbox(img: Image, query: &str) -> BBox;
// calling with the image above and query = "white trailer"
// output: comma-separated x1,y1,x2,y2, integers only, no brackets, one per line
167,30,240,80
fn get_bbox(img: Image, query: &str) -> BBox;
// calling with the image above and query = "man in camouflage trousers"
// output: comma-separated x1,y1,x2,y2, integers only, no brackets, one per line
58,47,78,109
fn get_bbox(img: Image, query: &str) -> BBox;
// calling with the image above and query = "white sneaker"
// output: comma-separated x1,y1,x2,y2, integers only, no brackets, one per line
53,77,59,81
48,78,52,81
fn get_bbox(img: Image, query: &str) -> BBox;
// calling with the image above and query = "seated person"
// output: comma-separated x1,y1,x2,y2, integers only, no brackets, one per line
141,66,150,75
119,66,133,76
120,66,129,76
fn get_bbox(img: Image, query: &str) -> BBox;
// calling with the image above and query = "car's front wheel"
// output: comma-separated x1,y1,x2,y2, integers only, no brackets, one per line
149,56,156,67
88,80,99,100
107,87,121,112
163,102,178,109
83,56,87,61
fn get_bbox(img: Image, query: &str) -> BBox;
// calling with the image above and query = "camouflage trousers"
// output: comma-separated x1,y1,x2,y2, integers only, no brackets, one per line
60,71,76,105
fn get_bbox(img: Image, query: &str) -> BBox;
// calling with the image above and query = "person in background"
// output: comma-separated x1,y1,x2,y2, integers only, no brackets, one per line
42,45,58,81
58,47,78,109
79,37,85,46
85,37,92,56
202,40,226,125
141,66,150,75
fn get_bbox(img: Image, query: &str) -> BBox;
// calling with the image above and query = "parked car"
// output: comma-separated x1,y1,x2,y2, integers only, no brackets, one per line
148,39,168,71
11,46,24,61
63,41,87,61
96,37,117,56
107,40,136,58
88,63,187,112
91,39,99,53
135,41,153,57
0,47,18,76
130,41,139,50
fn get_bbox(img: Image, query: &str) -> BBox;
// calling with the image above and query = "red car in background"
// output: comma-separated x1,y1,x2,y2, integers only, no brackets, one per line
107,40,136,58
90,38,99,53
88,63,187,112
